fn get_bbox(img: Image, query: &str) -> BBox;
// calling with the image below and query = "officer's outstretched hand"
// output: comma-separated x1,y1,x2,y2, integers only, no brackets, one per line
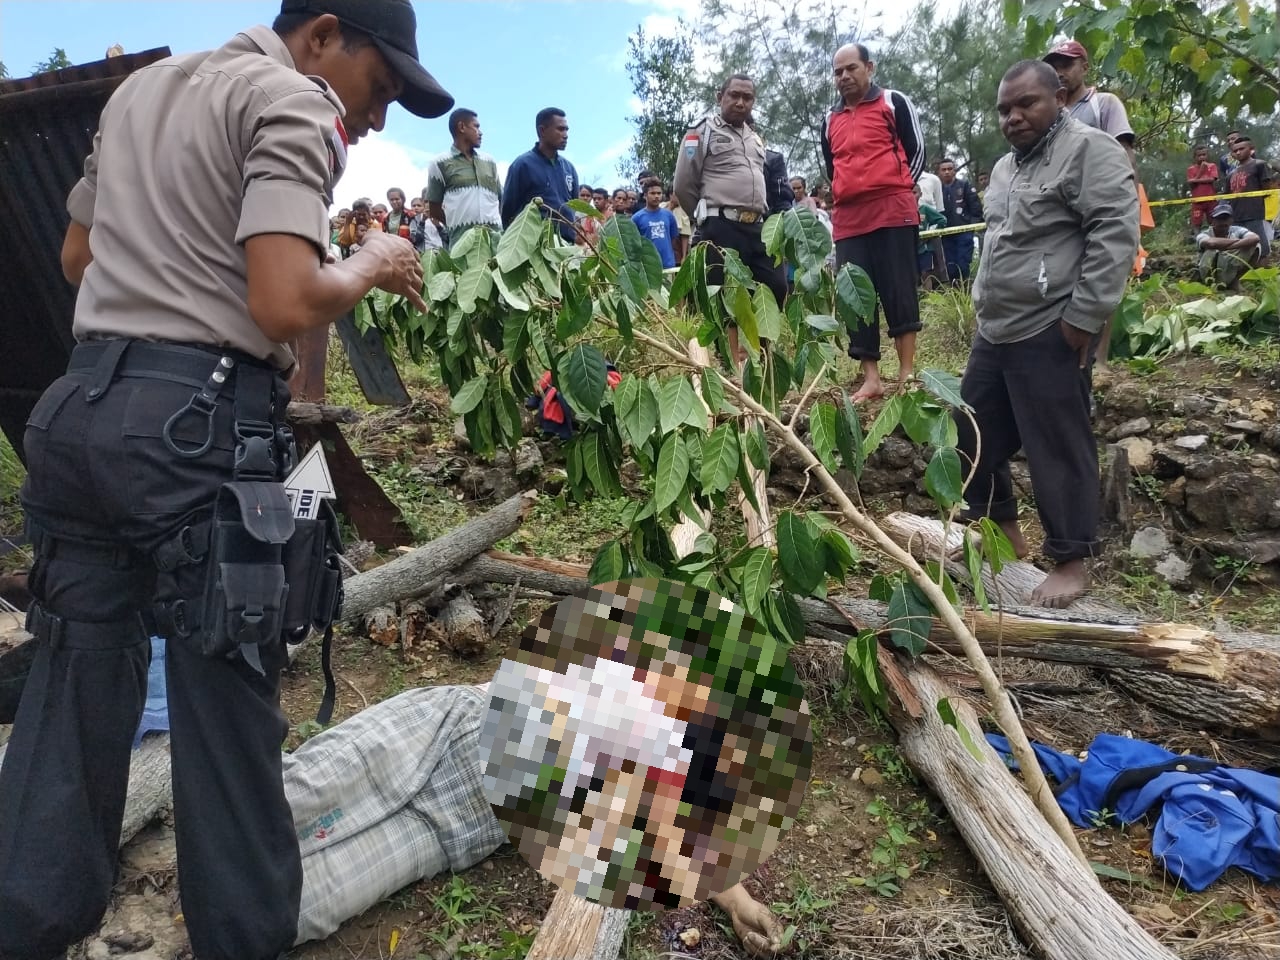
358,230,428,314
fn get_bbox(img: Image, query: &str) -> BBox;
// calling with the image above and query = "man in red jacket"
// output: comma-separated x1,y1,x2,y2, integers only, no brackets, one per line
822,43,925,402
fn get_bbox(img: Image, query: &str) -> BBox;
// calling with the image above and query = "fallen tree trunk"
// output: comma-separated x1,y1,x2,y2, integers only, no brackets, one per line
525,888,630,960
880,512,1280,740
455,553,1234,681
891,658,1177,960
341,491,535,622
437,590,488,658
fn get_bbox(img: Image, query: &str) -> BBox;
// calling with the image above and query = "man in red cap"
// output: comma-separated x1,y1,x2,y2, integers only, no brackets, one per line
0,3,449,960
1043,40,1135,169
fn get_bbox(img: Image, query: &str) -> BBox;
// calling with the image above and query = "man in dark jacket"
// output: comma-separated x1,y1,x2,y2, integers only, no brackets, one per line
937,158,982,281
764,149,794,216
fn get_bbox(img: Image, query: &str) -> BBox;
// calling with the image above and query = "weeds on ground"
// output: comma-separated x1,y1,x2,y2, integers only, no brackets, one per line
850,796,937,898
421,873,502,954
771,873,838,956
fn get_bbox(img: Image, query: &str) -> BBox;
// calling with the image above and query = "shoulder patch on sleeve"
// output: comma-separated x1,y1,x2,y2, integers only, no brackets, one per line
684,131,700,158
327,117,349,183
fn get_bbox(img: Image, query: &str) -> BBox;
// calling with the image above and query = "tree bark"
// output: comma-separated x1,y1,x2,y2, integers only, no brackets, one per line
285,401,360,425
891,658,1178,960
880,511,1280,740
437,590,488,658
525,891,630,960
341,491,536,621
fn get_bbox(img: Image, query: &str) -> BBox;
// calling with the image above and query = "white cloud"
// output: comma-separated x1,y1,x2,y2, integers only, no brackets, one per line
578,134,636,185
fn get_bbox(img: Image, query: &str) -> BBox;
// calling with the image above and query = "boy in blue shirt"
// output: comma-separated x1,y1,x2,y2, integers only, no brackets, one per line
631,181,679,269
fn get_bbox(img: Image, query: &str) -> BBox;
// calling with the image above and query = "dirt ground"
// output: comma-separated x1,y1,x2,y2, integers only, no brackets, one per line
19,351,1280,960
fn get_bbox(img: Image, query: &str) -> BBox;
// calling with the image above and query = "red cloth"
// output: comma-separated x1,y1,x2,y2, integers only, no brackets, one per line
826,98,919,242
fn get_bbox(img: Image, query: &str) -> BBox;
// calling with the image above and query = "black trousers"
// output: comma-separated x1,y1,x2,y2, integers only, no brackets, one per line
835,226,923,362
0,342,300,960
942,233,974,281
954,323,1100,564
693,215,787,308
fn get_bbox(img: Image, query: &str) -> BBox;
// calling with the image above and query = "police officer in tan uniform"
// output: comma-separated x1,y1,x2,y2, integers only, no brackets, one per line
674,73,787,317
0,3,447,959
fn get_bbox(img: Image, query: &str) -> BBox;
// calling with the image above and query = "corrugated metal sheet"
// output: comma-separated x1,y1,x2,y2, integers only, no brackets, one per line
0,49,170,460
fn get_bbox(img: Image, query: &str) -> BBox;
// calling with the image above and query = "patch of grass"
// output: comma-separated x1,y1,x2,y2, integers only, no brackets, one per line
421,873,502,953
771,873,838,956
371,456,471,543
502,494,634,563
620,910,659,960
862,742,914,786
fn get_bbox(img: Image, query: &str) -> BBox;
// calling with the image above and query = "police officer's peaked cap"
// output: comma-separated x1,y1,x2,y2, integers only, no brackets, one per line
281,0,454,118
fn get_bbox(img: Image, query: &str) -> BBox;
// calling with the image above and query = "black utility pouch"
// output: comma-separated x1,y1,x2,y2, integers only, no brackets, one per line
282,500,345,641
201,481,295,659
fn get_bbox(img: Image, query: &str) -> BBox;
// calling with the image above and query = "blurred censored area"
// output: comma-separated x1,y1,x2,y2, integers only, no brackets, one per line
479,578,812,911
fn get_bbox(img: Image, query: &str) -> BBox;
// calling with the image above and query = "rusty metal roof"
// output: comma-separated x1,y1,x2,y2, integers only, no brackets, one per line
0,49,169,460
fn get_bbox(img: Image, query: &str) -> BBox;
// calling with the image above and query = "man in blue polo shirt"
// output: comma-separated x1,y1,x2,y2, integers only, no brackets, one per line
501,107,579,242
632,180,678,268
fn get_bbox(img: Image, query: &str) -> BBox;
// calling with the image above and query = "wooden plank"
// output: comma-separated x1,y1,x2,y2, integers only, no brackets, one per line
334,313,410,407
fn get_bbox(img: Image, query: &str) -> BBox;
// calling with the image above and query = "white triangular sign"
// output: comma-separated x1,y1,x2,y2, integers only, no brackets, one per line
283,444,337,519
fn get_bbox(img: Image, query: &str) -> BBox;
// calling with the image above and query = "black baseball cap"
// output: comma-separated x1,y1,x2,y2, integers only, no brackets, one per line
280,0,454,118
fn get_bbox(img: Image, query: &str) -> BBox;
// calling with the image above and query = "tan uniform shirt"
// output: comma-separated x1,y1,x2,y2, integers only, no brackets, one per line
673,114,766,222
67,25,347,371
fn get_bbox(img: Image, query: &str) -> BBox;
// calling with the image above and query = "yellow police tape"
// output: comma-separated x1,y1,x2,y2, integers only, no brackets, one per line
917,188,1279,240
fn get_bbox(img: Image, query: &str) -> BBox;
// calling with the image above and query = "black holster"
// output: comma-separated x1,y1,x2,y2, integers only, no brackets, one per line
200,482,294,662
282,500,344,640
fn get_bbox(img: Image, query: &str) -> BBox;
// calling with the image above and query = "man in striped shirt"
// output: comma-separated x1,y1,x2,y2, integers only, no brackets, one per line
425,107,503,245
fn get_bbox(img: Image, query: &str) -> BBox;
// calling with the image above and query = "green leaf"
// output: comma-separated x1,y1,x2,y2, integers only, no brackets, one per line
920,369,969,411
495,203,543,272
862,394,905,457
762,213,784,258
657,377,699,435
736,455,762,514
427,271,456,303
615,375,658,448
555,284,593,340
581,432,621,497
809,402,839,473
820,528,858,578
752,284,783,341
740,547,773,615
589,539,626,585
779,206,832,275
805,314,840,334
900,393,955,448
493,269,531,311
603,216,663,303
885,579,932,656
869,573,893,602
528,315,552,370
700,423,741,494
700,367,733,415
936,698,986,763
669,243,704,304
450,374,488,415
834,263,877,332
655,432,690,511
567,198,599,218
836,396,865,477
558,343,608,415
776,510,823,595
503,314,531,368
924,447,965,507
457,263,494,313
962,530,990,612
764,589,806,646
1090,862,1155,888
978,517,1018,574
845,630,886,717
729,284,761,354
745,420,768,470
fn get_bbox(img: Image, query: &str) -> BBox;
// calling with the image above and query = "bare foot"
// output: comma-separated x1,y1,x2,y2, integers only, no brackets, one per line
710,883,787,956
1030,559,1087,609
850,377,886,402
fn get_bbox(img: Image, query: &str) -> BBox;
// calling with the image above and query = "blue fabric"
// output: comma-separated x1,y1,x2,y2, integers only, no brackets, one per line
501,146,579,241
987,732,1280,891
631,208,678,268
133,636,169,747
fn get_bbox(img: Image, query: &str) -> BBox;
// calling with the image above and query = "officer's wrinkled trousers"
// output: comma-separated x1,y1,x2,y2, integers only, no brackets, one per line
0,352,300,960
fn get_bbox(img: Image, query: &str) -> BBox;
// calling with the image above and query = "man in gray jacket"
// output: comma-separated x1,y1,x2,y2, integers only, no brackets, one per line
957,60,1139,608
